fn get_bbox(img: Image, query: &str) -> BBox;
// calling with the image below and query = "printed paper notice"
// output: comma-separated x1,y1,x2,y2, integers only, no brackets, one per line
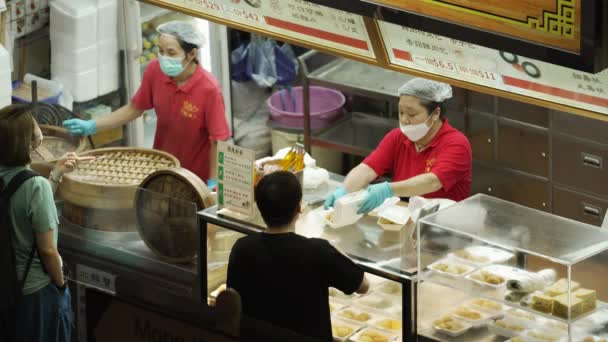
217,142,255,217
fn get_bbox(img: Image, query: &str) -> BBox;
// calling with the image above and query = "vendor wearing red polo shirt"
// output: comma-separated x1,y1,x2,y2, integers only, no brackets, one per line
63,21,231,183
325,78,472,214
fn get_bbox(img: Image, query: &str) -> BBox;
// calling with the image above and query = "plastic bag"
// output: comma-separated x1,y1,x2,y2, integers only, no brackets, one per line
230,34,298,87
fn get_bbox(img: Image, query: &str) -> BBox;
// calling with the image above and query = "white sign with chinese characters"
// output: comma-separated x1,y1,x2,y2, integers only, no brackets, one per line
157,0,375,59
379,21,608,115
217,141,255,217
76,264,116,295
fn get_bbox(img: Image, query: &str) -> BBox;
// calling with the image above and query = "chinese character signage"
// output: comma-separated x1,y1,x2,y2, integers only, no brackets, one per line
217,142,255,217
153,0,375,59
76,264,116,295
379,21,608,115
369,0,581,53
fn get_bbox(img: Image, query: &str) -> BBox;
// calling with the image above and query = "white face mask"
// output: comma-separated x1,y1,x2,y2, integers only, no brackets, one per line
400,115,434,142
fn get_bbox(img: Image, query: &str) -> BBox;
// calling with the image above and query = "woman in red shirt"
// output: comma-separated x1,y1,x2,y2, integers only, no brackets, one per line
325,78,472,213
63,21,231,183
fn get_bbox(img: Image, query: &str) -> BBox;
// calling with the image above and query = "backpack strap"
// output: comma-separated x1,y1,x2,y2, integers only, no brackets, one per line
1,169,41,291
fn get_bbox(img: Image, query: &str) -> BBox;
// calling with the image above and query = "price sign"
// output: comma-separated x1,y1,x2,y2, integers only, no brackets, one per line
151,0,376,60
76,264,116,295
379,20,608,115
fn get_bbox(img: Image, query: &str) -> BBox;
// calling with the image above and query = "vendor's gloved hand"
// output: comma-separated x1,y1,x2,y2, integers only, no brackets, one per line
63,119,97,136
324,186,347,209
206,179,217,191
357,182,393,214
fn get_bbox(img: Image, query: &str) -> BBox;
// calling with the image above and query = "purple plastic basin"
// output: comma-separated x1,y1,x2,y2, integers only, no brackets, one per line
268,86,345,130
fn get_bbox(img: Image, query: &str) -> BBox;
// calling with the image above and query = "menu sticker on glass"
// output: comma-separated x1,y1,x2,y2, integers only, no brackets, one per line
379,20,608,115
155,0,375,59
217,141,255,217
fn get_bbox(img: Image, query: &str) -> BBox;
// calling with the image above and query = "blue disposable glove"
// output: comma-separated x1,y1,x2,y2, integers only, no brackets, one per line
206,179,217,191
357,182,393,214
324,186,347,209
63,119,97,136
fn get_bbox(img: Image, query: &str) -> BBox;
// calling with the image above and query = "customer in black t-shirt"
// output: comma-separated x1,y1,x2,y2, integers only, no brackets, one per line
227,171,369,341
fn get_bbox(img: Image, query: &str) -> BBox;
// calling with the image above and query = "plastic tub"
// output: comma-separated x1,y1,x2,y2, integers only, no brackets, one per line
267,86,345,129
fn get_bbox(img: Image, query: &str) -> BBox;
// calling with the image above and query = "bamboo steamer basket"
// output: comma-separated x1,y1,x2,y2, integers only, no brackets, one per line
30,125,87,178
134,167,215,263
58,147,179,231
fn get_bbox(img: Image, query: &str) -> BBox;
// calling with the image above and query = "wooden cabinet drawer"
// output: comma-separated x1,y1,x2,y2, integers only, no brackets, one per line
472,163,550,211
467,91,495,113
498,120,548,177
552,134,608,197
553,110,608,145
553,186,608,227
497,97,549,127
467,112,494,162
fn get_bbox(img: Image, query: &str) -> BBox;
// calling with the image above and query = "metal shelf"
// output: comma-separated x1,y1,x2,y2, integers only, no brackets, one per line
302,52,414,102
311,112,397,157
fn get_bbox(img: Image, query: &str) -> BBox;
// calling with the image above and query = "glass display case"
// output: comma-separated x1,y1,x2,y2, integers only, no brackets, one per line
199,203,417,342
417,194,608,342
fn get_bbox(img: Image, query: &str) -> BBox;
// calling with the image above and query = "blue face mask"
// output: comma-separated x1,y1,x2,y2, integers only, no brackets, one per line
159,55,190,77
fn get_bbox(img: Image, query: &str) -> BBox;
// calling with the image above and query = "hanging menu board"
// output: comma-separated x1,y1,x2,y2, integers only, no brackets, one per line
369,0,581,53
147,0,376,61
379,20,608,116
217,142,255,217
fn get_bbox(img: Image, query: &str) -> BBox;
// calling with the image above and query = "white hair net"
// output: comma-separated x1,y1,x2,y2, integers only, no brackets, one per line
157,21,205,48
398,78,453,102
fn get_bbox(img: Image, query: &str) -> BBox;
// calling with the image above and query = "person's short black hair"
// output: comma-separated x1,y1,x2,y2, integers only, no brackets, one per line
422,101,447,121
255,171,302,228
178,40,199,64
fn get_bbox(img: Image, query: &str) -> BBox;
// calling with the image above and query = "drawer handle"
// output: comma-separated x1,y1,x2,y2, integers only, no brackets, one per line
583,204,602,218
581,153,602,169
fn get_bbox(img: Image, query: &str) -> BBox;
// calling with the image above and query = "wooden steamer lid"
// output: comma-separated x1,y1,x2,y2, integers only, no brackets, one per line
135,168,215,263
31,125,87,177
58,147,180,210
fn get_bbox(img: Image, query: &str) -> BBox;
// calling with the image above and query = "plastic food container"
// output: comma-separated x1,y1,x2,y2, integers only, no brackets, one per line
335,305,379,324
432,316,472,337
326,191,366,228
268,86,345,129
504,308,539,326
466,264,519,288
330,317,363,342
377,205,411,231
449,246,514,266
376,281,402,297
354,293,397,311
466,298,504,317
428,258,476,279
488,318,528,338
525,329,564,342
350,327,397,342
370,317,403,333
450,306,491,328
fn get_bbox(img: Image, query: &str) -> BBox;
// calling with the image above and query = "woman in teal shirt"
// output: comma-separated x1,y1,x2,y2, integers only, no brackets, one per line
0,104,81,342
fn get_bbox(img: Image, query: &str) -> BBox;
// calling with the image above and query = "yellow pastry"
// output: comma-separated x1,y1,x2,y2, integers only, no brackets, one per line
453,307,482,320
454,249,490,263
532,293,554,314
471,298,502,311
546,278,580,297
494,319,525,332
339,310,371,322
471,271,505,285
573,288,597,313
433,316,465,332
552,293,584,319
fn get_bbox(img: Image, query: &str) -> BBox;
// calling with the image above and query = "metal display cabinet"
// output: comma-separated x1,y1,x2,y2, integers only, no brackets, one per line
417,194,608,342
